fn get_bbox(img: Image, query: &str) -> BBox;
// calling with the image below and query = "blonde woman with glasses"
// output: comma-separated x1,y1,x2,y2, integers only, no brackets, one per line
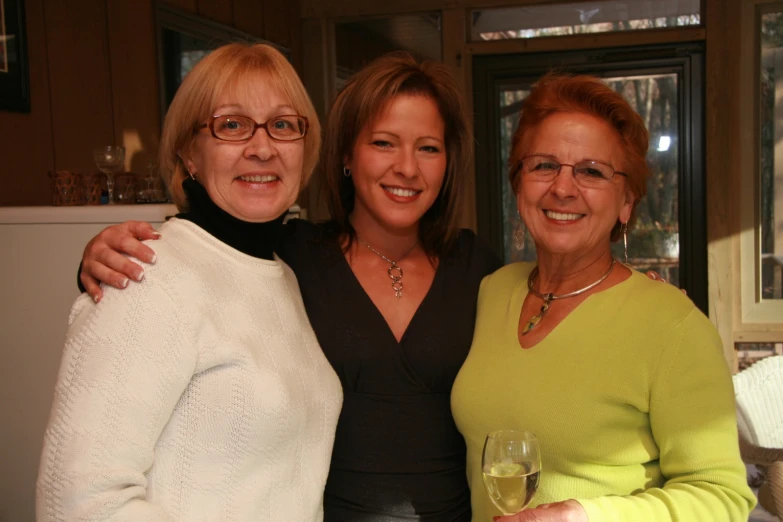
37,43,342,522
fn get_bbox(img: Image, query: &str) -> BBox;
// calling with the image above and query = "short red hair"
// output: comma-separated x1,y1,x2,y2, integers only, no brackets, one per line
508,73,649,240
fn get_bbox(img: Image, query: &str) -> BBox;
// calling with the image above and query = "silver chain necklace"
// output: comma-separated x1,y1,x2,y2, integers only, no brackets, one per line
357,237,418,298
521,258,616,335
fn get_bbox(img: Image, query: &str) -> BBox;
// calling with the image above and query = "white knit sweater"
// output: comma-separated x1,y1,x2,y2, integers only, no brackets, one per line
37,218,343,522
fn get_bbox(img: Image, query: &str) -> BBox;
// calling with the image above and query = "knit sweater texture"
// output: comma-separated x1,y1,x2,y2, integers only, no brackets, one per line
37,218,343,522
451,262,756,522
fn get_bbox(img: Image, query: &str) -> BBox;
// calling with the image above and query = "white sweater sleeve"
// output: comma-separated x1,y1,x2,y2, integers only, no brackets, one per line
37,280,197,522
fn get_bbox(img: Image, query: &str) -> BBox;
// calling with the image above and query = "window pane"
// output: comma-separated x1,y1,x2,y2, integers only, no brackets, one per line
736,342,783,371
760,11,783,300
471,0,701,41
500,74,680,286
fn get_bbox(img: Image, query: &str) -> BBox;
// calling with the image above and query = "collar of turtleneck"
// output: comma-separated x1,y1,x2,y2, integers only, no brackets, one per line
176,177,286,261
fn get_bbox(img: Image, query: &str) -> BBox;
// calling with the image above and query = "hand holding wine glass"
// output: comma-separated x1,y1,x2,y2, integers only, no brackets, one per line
482,430,541,516
93,146,126,205
491,500,587,522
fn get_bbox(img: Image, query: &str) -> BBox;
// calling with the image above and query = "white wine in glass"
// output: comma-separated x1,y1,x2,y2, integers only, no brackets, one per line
93,146,125,205
482,430,541,515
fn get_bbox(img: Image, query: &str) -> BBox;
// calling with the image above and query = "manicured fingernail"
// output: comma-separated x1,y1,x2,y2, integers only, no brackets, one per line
136,270,145,282
120,278,129,288
150,254,157,264
153,233,162,239
93,295,100,303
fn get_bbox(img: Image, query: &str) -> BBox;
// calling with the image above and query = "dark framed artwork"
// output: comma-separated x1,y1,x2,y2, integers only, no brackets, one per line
0,0,29,112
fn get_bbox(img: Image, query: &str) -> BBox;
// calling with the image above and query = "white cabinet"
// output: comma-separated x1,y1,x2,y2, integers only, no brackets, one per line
0,204,176,522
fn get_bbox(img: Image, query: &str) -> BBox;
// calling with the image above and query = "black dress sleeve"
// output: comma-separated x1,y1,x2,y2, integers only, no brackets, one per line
76,261,86,293
452,228,504,280
276,219,342,275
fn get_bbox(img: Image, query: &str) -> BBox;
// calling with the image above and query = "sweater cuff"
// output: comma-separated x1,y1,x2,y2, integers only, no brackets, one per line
574,497,603,522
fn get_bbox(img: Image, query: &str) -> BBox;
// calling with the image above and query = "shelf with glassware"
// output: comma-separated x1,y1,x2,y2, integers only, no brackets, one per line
48,156,171,207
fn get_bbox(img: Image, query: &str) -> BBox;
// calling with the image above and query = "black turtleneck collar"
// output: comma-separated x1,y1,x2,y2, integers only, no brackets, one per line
176,178,286,260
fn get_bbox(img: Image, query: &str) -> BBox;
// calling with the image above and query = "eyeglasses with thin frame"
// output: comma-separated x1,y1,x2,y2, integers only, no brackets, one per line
516,155,627,188
195,114,309,142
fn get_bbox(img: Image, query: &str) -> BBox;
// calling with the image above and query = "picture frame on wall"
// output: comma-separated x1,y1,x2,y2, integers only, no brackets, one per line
0,0,30,112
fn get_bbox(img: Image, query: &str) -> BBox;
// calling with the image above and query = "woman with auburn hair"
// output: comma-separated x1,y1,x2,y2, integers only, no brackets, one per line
451,73,755,522
37,43,342,522
71,51,502,521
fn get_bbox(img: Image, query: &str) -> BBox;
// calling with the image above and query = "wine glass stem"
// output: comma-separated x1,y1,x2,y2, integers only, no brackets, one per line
106,174,116,205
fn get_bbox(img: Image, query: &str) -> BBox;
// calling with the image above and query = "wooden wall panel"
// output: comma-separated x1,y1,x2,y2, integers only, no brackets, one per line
335,25,398,72
162,0,197,14
44,0,115,171
233,0,265,38
0,0,54,206
705,0,740,366
301,19,335,221
264,0,292,48
197,0,233,26
288,0,303,74
0,0,301,207
106,0,161,176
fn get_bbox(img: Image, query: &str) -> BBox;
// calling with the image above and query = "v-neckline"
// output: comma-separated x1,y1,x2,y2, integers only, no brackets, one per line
336,242,444,345
513,265,635,350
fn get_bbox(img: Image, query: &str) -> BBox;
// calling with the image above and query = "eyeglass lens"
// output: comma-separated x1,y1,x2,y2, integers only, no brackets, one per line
211,115,306,141
521,155,617,185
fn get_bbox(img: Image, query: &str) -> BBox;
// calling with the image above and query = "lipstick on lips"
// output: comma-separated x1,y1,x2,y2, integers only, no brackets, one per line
382,184,421,202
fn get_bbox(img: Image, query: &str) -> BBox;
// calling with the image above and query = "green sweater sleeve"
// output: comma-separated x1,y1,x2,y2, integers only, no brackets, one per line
575,310,756,522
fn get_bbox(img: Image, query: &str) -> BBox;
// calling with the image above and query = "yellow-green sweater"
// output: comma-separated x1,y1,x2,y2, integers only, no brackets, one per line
451,262,755,522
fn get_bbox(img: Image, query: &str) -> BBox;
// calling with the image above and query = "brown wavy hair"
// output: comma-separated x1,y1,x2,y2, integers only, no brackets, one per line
159,43,321,211
508,72,649,241
322,51,471,257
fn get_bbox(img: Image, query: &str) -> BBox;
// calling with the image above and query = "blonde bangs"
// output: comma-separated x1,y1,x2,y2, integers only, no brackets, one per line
159,43,320,211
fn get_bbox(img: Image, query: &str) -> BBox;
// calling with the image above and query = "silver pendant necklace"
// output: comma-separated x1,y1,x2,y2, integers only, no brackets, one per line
522,258,616,335
357,237,418,298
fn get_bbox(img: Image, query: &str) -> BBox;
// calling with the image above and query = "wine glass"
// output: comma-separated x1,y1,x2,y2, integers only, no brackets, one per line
93,146,125,204
482,430,541,516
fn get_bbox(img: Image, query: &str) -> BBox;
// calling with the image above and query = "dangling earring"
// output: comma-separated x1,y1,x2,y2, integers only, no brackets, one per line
514,211,526,251
343,166,352,177
621,222,629,265
187,170,196,180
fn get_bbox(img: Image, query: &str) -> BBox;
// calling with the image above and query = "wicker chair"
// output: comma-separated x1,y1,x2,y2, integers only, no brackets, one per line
733,355,783,519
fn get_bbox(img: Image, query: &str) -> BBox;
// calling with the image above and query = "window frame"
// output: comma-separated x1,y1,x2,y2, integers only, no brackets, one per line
736,0,783,335
472,43,708,312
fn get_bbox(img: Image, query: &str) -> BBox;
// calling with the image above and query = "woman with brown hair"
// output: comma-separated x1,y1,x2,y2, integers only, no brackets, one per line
72,52,502,521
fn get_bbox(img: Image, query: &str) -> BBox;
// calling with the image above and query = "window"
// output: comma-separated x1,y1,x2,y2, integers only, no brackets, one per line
736,342,783,370
470,0,701,42
736,1,783,327
759,9,783,300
